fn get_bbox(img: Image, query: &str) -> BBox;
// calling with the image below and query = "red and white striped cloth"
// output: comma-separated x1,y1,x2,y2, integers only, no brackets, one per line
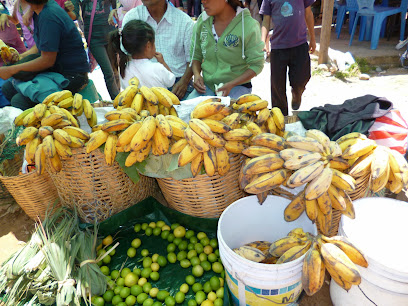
368,109,408,155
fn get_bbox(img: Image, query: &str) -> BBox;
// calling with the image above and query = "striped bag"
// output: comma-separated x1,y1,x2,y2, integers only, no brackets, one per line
368,109,408,155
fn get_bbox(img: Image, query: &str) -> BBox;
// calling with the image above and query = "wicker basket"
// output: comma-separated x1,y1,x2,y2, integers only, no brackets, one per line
47,147,157,223
0,170,59,220
316,209,343,237
156,154,246,218
0,150,24,209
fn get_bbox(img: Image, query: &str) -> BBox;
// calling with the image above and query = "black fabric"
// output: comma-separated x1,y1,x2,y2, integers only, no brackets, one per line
298,94,393,140
270,42,311,116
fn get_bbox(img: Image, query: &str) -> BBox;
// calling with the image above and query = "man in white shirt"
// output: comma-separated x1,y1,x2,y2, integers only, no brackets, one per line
122,0,194,100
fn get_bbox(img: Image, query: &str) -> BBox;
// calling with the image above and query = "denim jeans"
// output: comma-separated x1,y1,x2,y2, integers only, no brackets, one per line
186,84,252,100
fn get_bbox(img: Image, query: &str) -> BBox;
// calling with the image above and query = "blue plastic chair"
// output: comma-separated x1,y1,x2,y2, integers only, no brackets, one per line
349,0,408,49
335,0,359,38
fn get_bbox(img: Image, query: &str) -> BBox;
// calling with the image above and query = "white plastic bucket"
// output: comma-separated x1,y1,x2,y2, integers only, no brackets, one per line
218,195,317,306
330,197,408,305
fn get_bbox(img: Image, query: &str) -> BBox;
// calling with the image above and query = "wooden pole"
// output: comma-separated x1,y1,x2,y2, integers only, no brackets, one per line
318,0,335,64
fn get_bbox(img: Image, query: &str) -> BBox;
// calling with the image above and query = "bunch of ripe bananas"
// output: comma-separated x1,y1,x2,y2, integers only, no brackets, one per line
339,132,408,194
0,39,20,65
15,100,91,175
233,228,367,295
113,77,179,117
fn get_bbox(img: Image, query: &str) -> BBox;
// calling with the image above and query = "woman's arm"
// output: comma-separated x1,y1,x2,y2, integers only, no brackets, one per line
191,60,206,93
216,69,256,97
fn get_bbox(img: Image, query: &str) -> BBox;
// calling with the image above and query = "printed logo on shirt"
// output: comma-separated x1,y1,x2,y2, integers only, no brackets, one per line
281,2,293,17
200,30,209,58
223,34,239,48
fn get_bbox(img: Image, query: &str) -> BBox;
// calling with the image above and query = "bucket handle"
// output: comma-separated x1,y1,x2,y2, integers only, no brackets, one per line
234,272,300,305
357,285,377,306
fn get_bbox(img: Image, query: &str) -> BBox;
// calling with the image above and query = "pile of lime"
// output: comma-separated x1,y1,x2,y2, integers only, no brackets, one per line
91,221,225,306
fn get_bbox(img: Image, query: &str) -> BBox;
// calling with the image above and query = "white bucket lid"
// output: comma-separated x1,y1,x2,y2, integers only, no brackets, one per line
340,197,408,275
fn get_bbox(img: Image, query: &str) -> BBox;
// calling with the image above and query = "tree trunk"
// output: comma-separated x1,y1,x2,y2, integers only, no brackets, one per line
318,0,335,64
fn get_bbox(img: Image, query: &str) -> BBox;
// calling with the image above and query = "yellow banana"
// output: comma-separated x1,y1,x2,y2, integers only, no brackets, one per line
287,135,325,154
105,110,135,122
42,92,59,105
125,151,138,167
215,147,230,176
305,129,330,155
14,107,35,126
305,199,318,222
235,93,261,105
269,236,306,257
370,146,390,180
167,120,186,138
329,141,343,157
178,144,200,167
279,148,312,161
151,87,173,108
131,92,144,113
63,126,90,140
170,138,188,154
271,107,285,131
242,153,284,176
327,184,346,210
42,135,56,158
34,144,46,175
237,100,268,112
72,93,83,113
184,127,210,152
251,133,285,151
190,153,204,177
233,246,266,263
53,129,72,146
322,236,368,268
82,99,93,120
120,86,139,107
329,157,351,171
101,119,132,132
33,103,47,120
16,127,38,146
284,191,306,221
317,207,332,237
316,192,332,215
283,152,322,170
224,140,248,154
348,151,375,177
387,170,404,194
277,241,311,264
140,86,158,105
153,127,170,155
155,114,173,138
245,122,262,137
25,136,41,164
256,108,271,126
241,145,278,157
331,169,356,192
86,130,109,153
53,90,72,103
336,132,366,144
371,162,389,193
206,133,227,147
302,248,326,296
189,118,214,140
59,108,79,128
203,148,217,176
130,116,156,151
41,113,65,127
244,169,288,194
128,76,139,87
104,134,118,166
221,113,240,128
54,138,72,159
68,135,85,148
286,161,325,188
201,119,231,134
342,139,377,160
191,102,225,119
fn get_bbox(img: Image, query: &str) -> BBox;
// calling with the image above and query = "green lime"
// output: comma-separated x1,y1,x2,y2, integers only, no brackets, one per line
214,298,223,306
157,255,167,267
124,272,139,287
107,245,116,256
174,226,186,238
185,275,195,285
204,245,213,255
190,256,201,266
167,233,175,242
210,239,218,249
141,223,148,230
197,232,207,240
106,275,112,281
103,290,114,303
167,243,176,253
117,303,127,306
210,276,221,291
145,227,153,236
212,262,223,274
134,224,142,232
121,268,131,278
214,249,220,257
173,237,182,246
207,291,217,302
143,257,153,268
111,295,123,306
107,280,116,289
167,252,177,263
152,253,159,262
188,300,198,306
149,287,159,298
208,253,217,263
143,282,152,293
200,237,210,246
141,249,149,257
120,287,131,299
116,277,125,287
188,250,198,259
178,240,188,251
170,223,180,230
125,295,136,306
202,300,214,306
152,302,163,306
164,295,176,306
199,253,207,262
190,237,198,244
131,238,142,249
175,291,185,304
97,260,103,267
201,261,212,272
219,278,224,287
114,286,123,295
133,268,142,276
195,243,204,254
143,298,154,306
141,268,152,278
153,227,162,236
136,292,148,304
195,291,206,305
150,271,160,281
148,222,156,228
138,277,147,286
180,259,191,268
157,290,170,301
130,285,143,296
97,249,106,257
221,269,225,279
93,296,104,305
203,281,211,293
111,270,120,280
192,265,204,278
177,251,187,261
151,262,160,272
192,283,203,293
156,220,165,228
127,247,137,258
188,243,195,251
102,255,111,264
185,230,195,239
100,266,110,276
216,287,224,298
161,230,170,240
180,283,189,294
162,225,171,231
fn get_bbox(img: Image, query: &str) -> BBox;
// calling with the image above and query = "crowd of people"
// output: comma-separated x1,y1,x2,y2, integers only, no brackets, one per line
0,0,316,115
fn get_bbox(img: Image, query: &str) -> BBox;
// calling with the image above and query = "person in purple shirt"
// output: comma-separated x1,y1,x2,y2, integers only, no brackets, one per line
260,0,316,116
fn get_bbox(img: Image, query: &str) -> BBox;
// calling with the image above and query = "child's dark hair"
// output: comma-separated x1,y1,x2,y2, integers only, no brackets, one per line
108,20,155,78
